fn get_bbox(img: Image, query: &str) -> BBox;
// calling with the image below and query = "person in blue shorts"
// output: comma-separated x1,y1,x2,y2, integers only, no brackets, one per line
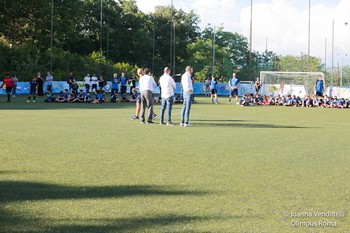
27,76,38,102
120,72,128,96
228,72,240,104
111,73,119,97
314,76,325,97
210,75,219,104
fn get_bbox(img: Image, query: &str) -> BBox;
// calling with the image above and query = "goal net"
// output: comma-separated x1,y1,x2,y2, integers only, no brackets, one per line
260,71,324,97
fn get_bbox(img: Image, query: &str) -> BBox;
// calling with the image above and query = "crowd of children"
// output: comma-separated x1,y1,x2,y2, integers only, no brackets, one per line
238,93,350,108
43,88,139,104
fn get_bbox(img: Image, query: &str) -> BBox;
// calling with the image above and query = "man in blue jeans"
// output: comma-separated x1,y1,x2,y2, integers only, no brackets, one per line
180,66,194,127
159,67,176,126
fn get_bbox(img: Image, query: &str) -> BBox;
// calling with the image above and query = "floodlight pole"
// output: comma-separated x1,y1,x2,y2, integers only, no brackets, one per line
331,20,334,86
50,0,53,72
100,0,103,65
248,0,253,81
170,0,173,73
212,26,216,75
307,0,311,72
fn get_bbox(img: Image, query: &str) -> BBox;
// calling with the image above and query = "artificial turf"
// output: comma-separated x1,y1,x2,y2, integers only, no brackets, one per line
0,95,349,232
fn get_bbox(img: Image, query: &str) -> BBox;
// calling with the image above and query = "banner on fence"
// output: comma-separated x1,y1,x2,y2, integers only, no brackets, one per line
325,86,350,98
260,84,306,97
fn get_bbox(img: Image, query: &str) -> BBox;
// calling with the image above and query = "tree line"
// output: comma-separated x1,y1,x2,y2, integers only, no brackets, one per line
0,0,328,83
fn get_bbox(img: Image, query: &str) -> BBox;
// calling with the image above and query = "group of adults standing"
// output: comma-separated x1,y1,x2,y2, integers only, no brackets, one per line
0,72,51,102
138,65,194,127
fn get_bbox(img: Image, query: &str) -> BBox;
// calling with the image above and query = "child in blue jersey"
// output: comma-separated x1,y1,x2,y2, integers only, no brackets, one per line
269,95,276,105
68,90,76,102
44,89,55,103
92,90,107,103
228,72,240,104
120,72,128,96
347,99,350,108
27,76,38,102
239,94,250,106
210,75,219,104
312,95,319,107
111,73,119,96
284,95,293,106
110,92,119,103
73,89,86,103
337,98,346,108
314,76,325,97
330,97,337,108
84,92,92,103
55,89,68,103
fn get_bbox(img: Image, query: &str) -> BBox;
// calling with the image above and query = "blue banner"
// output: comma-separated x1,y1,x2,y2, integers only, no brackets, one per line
2,81,255,96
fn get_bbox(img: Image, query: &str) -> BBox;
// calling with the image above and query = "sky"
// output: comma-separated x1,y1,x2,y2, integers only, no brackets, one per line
136,0,350,67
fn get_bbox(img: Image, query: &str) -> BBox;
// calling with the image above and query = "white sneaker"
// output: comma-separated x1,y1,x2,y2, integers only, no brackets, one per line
184,123,192,127
179,123,184,127
26,100,30,103
33,100,36,103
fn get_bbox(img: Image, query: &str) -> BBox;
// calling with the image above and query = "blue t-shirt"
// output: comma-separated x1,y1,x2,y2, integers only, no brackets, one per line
111,77,119,89
316,80,324,93
120,76,128,86
229,77,240,88
210,80,217,90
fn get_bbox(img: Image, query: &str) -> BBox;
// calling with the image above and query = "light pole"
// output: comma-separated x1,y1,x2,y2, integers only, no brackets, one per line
50,0,53,72
212,26,216,75
248,0,253,81
307,0,311,72
99,0,103,65
151,27,155,73
170,0,173,73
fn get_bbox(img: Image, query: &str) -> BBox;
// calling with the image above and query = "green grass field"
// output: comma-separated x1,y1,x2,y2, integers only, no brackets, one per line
1,95,349,233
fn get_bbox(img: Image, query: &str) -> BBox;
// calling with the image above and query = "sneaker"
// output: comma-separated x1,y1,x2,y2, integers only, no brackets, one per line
184,123,192,127
236,102,239,105
130,116,139,120
152,114,158,120
179,123,184,127
167,122,175,126
26,100,30,103
147,121,154,124
159,122,166,125
12,95,16,97
141,121,146,124
33,100,36,103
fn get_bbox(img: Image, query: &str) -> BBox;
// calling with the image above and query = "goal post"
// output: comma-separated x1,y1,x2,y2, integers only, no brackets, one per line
260,71,324,96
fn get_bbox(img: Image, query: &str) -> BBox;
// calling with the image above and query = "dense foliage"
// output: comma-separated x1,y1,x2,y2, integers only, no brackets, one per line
0,0,326,82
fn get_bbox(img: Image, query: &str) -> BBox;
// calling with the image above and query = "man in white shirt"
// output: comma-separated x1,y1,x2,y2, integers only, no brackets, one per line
139,68,156,124
159,67,176,126
91,74,98,92
83,74,91,93
180,66,194,127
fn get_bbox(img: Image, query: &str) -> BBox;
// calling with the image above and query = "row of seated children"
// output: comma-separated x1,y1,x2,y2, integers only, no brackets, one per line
239,93,350,108
303,95,350,108
45,89,139,103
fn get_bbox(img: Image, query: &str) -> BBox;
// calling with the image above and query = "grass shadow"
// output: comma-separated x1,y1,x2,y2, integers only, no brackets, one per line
0,181,208,203
0,206,225,233
193,122,310,129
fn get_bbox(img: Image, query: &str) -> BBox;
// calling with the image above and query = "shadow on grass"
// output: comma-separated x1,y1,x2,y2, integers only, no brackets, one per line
0,206,224,233
194,119,247,123
0,181,208,203
49,215,221,233
0,101,136,110
193,122,309,129
0,181,219,232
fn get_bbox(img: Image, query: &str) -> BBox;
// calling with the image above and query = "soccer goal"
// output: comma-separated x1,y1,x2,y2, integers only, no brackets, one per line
260,71,324,97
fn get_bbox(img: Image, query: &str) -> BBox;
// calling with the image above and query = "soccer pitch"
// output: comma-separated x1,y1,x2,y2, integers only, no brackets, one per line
1,96,349,232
